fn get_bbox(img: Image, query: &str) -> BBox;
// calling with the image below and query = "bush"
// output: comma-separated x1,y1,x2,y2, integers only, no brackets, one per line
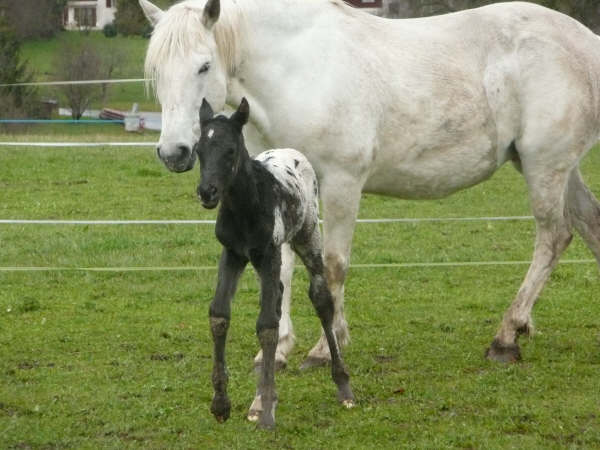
103,23,117,38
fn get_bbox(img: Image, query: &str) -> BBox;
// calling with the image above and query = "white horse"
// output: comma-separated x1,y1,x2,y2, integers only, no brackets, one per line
139,0,600,372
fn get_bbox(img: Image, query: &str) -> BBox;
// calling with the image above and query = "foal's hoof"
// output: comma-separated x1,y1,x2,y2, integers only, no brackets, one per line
299,356,330,370
214,415,228,424
485,338,522,363
211,395,231,423
247,410,260,422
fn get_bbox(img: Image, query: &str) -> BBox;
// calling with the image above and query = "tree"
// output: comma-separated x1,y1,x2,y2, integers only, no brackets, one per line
99,42,126,105
52,38,126,119
53,40,103,120
114,0,149,36
114,0,178,36
0,17,40,121
0,0,67,40
384,0,600,32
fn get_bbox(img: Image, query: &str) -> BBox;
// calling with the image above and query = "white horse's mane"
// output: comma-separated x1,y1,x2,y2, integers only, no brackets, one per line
144,0,249,95
144,0,364,96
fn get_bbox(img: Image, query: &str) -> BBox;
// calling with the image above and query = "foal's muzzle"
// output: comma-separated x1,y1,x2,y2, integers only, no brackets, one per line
198,184,219,209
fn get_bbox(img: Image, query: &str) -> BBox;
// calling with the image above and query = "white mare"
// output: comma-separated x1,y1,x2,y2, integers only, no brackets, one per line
140,0,600,371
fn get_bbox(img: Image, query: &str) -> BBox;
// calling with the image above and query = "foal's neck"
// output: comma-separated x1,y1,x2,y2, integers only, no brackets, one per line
222,144,260,216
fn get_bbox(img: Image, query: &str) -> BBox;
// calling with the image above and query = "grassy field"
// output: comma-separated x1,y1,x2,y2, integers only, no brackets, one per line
1,139,600,448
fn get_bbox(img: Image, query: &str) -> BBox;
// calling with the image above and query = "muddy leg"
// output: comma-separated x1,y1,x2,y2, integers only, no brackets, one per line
209,249,247,422
254,243,295,371
302,176,362,369
248,245,282,429
566,169,600,265
487,166,573,362
294,230,355,407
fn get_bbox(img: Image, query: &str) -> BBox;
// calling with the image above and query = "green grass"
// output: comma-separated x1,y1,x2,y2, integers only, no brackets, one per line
20,31,157,111
1,142,600,448
0,121,159,142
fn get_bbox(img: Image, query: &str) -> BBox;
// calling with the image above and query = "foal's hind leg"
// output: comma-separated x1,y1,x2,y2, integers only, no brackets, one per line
254,243,295,371
566,169,600,264
302,175,362,369
293,228,355,408
487,165,574,362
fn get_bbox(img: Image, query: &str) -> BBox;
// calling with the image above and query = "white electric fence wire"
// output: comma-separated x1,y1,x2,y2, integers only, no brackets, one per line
0,260,595,272
0,78,149,87
0,142,155,147
0,217,535,225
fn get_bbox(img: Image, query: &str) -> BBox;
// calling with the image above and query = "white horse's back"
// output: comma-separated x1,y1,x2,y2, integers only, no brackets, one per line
314,1,600,198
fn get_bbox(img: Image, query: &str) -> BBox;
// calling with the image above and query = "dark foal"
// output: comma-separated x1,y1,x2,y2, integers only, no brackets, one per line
195,98,354,429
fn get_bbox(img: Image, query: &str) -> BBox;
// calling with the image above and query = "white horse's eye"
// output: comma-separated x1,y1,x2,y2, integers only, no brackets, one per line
198,62,211,74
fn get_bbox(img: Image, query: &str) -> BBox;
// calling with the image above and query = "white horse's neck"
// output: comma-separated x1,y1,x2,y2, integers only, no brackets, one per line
221,0,369,143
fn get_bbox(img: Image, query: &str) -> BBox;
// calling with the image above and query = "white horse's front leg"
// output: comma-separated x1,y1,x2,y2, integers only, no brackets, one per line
254,243,295,371
301,175,362,369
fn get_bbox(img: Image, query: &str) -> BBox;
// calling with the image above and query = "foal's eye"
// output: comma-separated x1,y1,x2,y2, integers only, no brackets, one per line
198,62,211,74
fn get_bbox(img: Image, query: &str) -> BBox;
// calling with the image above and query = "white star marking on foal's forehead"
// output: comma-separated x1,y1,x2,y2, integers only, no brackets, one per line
207,128,215,139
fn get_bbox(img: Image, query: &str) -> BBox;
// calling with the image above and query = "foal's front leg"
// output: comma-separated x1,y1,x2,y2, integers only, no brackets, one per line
249,245,282,429
209,248,247,423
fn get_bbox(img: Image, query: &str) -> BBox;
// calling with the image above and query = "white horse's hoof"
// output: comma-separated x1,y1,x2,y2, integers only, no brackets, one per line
247,411,260,422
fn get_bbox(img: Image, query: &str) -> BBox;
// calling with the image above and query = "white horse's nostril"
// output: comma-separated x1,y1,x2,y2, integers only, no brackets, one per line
176,144,191,158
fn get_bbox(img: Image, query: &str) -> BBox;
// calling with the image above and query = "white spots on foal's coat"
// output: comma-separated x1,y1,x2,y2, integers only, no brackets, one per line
207,128,215,139
273,207,285,245
255,148,320,246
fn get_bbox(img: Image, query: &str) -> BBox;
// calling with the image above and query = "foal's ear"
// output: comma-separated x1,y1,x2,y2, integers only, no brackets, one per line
231,98,250,128
202,0,220,29
199,99,214,125
139,0,164,27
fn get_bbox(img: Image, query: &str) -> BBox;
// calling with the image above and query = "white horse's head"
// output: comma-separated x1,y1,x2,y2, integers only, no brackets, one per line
140,0,229,172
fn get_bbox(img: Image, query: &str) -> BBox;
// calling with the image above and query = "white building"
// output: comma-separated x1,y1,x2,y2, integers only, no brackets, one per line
63,0,117,30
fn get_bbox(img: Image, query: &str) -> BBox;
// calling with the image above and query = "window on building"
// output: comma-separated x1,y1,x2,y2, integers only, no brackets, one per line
74,7,96,27
106,0,112,8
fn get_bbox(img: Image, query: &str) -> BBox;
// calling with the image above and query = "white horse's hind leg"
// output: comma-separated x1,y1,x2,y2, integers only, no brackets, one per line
566,169,600,265
301,175,362,369
254,243,296,371
487,164,574,362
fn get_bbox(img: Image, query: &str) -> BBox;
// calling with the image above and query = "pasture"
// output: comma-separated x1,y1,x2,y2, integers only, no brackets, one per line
1,131,599,448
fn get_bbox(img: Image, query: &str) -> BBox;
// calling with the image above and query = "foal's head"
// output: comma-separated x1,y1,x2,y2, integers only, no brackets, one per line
195,98,250,209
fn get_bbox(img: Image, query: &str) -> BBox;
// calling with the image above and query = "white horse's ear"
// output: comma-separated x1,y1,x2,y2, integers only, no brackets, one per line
202,0,220,29
139,0,164,27
231,97,249,128
200,99,214,125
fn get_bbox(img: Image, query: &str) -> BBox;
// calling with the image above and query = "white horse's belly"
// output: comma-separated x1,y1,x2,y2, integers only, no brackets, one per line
364,135,500,199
